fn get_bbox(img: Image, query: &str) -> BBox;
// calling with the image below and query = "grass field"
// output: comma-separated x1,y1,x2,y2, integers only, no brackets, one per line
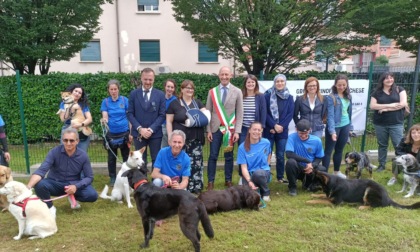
1,165,420,252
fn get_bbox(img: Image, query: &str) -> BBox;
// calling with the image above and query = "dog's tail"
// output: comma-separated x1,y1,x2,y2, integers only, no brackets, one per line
99,185,111,200
390,201,420,210
369,163,378,170
198,201,214,238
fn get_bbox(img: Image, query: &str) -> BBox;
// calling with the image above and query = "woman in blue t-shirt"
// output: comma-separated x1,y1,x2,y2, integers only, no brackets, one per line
100,79,131,186
58,83,92,153
237,121,272,202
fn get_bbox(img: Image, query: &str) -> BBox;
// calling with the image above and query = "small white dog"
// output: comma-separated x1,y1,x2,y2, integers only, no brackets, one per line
0,181,57,240
100,148,145,208
395,154,420,198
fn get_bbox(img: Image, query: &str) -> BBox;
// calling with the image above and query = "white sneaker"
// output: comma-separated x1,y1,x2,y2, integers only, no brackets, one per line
262,196,271,202
335,171,347,179
49,206,57,219
238,177,243,185
387,177,396,186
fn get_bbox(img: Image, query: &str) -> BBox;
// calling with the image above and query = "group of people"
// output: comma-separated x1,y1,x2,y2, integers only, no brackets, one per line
1,66,416,214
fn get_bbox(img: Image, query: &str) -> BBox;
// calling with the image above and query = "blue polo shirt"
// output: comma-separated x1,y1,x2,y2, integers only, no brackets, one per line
154,147,191,177
286,133,324,166
237,138,271,173
100,96,129,134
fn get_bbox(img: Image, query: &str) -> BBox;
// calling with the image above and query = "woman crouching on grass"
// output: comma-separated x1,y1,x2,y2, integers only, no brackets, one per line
237,121,272,202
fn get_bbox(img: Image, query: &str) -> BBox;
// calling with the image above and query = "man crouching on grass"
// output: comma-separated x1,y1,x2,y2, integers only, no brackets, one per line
27,128,98,217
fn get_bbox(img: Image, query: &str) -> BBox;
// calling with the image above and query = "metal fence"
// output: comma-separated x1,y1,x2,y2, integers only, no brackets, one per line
7,63,419,174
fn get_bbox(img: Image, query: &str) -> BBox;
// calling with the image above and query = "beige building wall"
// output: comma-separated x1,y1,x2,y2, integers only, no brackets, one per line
49,1,233,75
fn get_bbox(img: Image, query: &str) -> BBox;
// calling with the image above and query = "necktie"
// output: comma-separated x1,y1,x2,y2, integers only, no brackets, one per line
221,86,227,104
144,89,149,102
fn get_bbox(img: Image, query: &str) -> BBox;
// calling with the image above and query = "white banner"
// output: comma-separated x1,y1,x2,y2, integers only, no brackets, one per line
259,79,370,135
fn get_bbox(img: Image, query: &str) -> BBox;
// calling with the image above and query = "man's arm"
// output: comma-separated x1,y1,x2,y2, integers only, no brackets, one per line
285,151,311,164
151,167,171,185
27,174,42,189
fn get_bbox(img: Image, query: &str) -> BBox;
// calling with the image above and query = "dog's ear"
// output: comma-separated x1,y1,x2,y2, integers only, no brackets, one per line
4,167,11,180
139,146,146,154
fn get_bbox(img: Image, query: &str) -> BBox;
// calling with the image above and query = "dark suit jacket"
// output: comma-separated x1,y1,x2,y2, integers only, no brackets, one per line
127,87,166,138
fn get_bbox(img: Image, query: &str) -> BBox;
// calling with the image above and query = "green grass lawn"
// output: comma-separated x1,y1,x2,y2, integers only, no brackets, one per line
1,166,420,251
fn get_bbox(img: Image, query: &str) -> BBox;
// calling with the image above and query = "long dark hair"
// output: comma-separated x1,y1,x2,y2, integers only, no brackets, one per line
241,74,261,97
331,74,351,99
66,83,89,108
376,72,396,93
244,121,263,152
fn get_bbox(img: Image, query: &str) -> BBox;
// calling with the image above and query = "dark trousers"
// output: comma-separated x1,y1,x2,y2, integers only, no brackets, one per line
34,178,98,208
323,124,350,172
244,169,271,196
133,136,161,169
207,130,234,183
286,158,327,190
107,143,130,179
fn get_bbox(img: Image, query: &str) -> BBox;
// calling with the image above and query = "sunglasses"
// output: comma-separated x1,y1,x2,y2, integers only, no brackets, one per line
63,139,76,143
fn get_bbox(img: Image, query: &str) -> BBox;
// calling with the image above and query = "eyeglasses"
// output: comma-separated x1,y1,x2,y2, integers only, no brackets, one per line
63,139,76,143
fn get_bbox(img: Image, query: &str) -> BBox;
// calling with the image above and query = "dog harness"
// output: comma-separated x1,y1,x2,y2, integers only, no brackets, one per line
134,179,148,190
12,197,39,217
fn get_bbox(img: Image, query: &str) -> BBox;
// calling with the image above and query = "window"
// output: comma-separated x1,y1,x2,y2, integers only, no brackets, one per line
139,40,160,62
138,0,159,12
80,41,101,61
198,42,218,62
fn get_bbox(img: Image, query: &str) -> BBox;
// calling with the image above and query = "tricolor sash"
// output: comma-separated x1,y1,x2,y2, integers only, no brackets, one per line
210,87,236,152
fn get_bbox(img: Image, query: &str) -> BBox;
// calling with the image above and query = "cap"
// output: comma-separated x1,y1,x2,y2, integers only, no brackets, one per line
296,119,311,132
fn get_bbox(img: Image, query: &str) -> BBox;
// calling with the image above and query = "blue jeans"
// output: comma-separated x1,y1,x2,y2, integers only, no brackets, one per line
311,130,323,139
374,123,404,167
207,130,234,183
34,178,98,208
268,136,287,180
323,124,350,172
246,169,271,196
237,126,249,177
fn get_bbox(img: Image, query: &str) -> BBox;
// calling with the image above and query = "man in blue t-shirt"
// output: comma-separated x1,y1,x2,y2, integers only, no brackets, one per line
285,119,326,196
151,130,191,190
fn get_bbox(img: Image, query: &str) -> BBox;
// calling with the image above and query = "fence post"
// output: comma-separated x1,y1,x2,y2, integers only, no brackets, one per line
408,43,420,129
15,71,30,174
361,62,374,152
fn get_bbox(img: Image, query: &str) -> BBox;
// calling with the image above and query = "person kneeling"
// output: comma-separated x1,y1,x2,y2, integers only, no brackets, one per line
285,119,327,196
151,130,191,190
237,122,272,202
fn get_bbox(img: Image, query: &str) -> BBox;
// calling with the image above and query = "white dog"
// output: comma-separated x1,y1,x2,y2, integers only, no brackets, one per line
0,181,57,240
395,154,420,198
100,148,145,208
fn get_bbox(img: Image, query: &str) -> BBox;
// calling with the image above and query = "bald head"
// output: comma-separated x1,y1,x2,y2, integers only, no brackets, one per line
218,66,232,86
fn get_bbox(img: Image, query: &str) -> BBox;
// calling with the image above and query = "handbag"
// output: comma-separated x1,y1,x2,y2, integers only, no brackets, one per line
181,99,210,128
104,131,129,149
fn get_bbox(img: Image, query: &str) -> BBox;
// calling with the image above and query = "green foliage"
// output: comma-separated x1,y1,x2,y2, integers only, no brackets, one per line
170,0,374,75
0,0,112,75
375,55,389,66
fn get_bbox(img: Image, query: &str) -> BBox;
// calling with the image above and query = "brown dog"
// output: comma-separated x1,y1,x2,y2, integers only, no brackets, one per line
0,165,13,211
198,185,261,214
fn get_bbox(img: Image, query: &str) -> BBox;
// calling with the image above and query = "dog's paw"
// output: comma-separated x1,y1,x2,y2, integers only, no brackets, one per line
404,194,413,198
396,190,404,194
13,235,21,240
128,204,134,208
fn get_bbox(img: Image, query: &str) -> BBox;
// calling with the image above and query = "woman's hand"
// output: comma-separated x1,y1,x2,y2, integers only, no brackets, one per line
332,133,337,141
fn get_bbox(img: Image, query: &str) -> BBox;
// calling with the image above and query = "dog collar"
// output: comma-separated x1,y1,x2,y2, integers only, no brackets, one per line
126,163,139,169
12,197,39,217
134,179,148,190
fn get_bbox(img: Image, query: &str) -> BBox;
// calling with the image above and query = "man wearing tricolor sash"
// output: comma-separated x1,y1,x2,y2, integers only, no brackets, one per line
206,66,244,190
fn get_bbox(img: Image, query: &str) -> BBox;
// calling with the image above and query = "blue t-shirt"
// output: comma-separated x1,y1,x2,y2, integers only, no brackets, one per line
237,138,271,173
337,97,350,128
286,133,324,166
154,146,191,177
0,115,4,127
163,95,177,126
60,102,90,126
100,96,129,134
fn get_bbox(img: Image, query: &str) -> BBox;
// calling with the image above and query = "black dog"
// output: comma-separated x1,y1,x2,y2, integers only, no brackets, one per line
122,167,214,252
344,151,376,179
306,170,420,209
198,185,260,214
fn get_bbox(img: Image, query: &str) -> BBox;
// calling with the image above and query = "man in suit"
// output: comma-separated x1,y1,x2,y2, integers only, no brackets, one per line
206,66,243,190
128,68,166,168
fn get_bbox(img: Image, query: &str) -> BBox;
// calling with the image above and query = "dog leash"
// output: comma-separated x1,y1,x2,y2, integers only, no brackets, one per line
42,189,77,209
100,121,123,165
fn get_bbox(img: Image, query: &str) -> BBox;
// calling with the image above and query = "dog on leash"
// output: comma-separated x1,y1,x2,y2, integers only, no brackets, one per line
56,91,92,136
198,185,260,214
395,154,420,198
122,166,214,252
100,148,145,208
0,165,13,212
344,151,376,179
0,181,57,240
306,170,420,210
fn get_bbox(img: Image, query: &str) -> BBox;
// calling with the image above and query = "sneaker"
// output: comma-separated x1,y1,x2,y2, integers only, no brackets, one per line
376,165,385,172
262,196,271,202
335,171,347,179
387,177,397,186
277,179,289,184
288,188,297,196
68,195,81,209
49,206,57,218
238,177,243,185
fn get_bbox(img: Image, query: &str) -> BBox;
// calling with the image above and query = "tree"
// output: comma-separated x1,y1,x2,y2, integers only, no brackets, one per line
170,0,374,75
346,0,420,55
0,0,112,75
